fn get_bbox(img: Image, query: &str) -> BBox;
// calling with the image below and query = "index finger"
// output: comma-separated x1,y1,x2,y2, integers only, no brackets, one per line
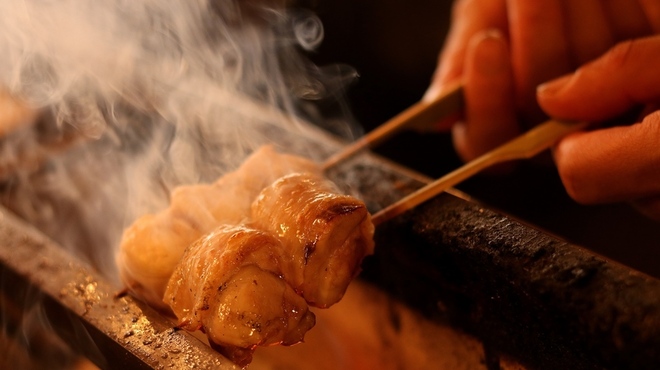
538,35,660,121
424,0,507,101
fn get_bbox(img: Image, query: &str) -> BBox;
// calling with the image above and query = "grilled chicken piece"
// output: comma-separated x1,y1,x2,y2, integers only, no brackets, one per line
0,89,37,137
117,145,372,366
116,145,321,309
117,184,227,310
210,144,322,219
117,211,204,310
219,144,321,195
251,173,375,308
163,225,315,367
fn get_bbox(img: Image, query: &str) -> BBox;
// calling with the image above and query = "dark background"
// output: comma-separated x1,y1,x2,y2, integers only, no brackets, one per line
298,0,659,278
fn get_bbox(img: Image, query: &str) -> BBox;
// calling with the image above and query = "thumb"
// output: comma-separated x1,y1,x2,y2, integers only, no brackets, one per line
553,111,660,205
537,35,660,122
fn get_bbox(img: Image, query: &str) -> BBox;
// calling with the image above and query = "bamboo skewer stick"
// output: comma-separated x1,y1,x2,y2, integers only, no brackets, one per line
322,81,464,171
371,119,589,226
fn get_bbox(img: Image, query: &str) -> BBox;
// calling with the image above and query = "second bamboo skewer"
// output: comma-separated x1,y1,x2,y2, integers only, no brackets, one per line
371,119,589,226
321,80,588,225
322,81,464,171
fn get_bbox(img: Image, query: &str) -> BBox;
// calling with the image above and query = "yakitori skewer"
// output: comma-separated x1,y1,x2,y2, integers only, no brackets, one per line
371,119,589,226
322,81,464,171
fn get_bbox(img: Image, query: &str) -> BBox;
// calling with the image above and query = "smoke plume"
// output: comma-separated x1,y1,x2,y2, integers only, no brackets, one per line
0,0,358,280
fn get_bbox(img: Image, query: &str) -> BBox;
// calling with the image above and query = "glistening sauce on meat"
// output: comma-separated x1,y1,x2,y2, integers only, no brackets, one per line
116,145,375,366
250,173,374,308
164,225,315,367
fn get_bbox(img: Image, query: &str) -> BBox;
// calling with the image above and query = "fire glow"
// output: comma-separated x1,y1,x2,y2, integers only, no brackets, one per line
0,0,363,367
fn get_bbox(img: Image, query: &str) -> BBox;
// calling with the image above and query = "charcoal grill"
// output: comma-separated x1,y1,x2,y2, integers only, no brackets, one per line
0,115,658,370
0,1,659,367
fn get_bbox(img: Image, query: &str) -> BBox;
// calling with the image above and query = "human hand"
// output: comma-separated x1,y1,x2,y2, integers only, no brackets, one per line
538,35,660,220
425,0,660,162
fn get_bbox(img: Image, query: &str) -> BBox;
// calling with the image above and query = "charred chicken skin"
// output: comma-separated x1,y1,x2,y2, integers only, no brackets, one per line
116,145,375,366
251,173,375,308
116,145,321,309
164,225,315,367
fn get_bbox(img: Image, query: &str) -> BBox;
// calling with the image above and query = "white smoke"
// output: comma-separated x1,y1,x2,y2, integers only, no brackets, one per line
0,0,359,280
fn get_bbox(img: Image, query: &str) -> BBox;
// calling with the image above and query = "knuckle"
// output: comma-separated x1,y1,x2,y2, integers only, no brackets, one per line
641,109,660,127
638,109,660,160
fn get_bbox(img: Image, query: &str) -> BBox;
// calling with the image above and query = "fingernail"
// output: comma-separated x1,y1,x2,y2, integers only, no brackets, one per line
423,29,505,102
537,74,572,97
422,84,441,102
472,29,508,76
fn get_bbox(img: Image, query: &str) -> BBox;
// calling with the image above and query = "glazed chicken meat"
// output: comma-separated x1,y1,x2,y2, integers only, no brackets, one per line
251,172,374,308
116,145,375,366
116,145,323,309
164,225,316,367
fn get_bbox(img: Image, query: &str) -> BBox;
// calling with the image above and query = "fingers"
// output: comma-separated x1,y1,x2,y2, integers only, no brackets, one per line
553,111,660,205
538,34,660,221
602,0,653,40
453,29,518,161
424,0,507,102
538,35,660,122
631,196,660,223
561,0,615,64
638,0,660,32
507,0,571,123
